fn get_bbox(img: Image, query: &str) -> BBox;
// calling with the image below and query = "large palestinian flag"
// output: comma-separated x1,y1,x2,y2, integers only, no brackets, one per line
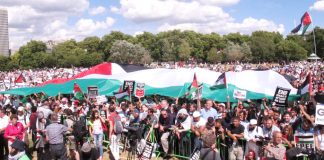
1,65,300,102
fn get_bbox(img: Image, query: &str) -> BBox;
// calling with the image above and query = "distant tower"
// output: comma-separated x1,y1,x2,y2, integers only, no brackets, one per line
0,9,9,57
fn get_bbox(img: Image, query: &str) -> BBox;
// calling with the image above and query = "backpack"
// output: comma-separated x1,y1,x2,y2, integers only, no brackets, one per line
113,115,123,134
72,117,88,142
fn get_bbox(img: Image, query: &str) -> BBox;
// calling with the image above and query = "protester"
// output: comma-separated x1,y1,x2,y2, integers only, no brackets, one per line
108,105,122,160
263,131,286,160
8,139,30,160
45,113,71,160
4,114,25,151
0,108,9,159
244,119,263,160
227,116,245,160
88,110,104,160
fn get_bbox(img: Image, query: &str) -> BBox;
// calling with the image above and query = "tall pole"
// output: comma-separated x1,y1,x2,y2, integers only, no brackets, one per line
312,23,317,56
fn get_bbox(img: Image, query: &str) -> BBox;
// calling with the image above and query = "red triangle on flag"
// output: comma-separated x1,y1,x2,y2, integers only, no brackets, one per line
74,82,82,93
302,12,312,26
191,73,198,88
14,74,24,83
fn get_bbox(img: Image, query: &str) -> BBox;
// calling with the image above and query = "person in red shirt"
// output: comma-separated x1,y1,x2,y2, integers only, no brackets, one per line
4,114,25,151
108,105,121,160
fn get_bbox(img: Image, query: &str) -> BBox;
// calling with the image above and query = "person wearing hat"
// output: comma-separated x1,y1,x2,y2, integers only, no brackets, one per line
174,109,191,138
244,119,263,160
191,111,206,150
8,139,29,160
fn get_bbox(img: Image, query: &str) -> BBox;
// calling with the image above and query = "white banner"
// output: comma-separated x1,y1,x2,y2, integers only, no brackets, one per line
315,103,324,125
233,89,247,100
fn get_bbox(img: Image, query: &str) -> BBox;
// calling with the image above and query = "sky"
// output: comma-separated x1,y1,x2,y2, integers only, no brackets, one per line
1,0,324,50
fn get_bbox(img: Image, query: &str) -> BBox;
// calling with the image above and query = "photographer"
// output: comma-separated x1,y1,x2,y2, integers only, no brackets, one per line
263,131,286,160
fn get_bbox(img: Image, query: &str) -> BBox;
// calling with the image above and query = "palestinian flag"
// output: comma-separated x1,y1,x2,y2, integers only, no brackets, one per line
187,73,199,99
298,73,312,95
210,72,227,89
114,85,130,99
73,82,84,100
291,11,312,35
14,74,25,83
294,135,314,144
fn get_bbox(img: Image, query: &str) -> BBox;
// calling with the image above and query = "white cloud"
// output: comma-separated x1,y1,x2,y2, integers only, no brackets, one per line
89,6,106,15
0,0,101,50
197,0,240,6
114,0,231,24
115,0,284,35
158,17,285,34
76,17,115,35
310,0,324,11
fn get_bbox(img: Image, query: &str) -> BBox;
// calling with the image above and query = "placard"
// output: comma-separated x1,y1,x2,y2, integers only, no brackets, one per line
140,141,154,160
192,86,203,100
272,87,291,107
233,89,247,99
87,86,98,98
294,135,315,152
96,95,107,104
123,80,135,94
315,103,324,125
135,83,145,98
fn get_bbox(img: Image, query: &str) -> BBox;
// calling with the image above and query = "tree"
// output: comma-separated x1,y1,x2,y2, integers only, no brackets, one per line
109,40,152,64
276,40,307,61
78,36,102,53
224,33,250,45
223,42,245,62
101,31,133,59
17,40,47,68
206,47,222,63
178,40,191,61
249,31,282,62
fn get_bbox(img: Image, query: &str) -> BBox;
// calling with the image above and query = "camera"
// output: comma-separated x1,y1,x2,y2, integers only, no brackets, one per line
255,136,271,146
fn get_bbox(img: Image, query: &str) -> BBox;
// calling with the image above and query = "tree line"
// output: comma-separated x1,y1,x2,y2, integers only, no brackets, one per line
0,27,323,71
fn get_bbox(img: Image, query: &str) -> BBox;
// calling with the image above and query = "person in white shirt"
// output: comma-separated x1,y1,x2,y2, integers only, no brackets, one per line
0,108,10,158
191,111,206,150
262,117,281,139
244,119,263,160
174,109,191,139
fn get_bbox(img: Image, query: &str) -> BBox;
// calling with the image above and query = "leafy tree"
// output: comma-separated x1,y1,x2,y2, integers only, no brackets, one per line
109,40,152,64
206,47,222,63
78,36,102,53
276,40,307,61
224,33,250,45
101,31,133,59
178,40,191,61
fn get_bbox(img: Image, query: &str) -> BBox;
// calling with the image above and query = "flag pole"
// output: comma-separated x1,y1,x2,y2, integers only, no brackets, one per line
311,23,317,58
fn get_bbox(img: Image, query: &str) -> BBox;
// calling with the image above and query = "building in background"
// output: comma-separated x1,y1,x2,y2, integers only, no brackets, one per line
0,9,9,57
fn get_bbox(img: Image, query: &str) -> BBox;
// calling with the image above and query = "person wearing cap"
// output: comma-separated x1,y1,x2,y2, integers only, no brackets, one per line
191,111,206,150
45,113,72,160
244,119,263,160
8,139,29,160
174,109,191,137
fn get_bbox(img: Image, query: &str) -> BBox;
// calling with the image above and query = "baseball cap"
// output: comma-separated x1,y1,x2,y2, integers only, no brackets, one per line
192,111,201,118
250,119,258,125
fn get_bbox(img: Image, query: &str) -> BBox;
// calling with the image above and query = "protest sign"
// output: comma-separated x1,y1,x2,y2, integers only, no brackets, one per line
233,89,247,99
273,87,290,107
192,86,203,100
315,103,324,125
135,83,145,98
123,80,135,94
140,141,155,160
96,95,107,104
87,86,98,98
294,135,315,152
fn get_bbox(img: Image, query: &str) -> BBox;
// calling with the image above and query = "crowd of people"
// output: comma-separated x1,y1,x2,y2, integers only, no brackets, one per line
0,60,323,160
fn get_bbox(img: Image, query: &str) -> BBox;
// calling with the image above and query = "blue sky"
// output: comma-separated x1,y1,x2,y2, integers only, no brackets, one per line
1,0,324,50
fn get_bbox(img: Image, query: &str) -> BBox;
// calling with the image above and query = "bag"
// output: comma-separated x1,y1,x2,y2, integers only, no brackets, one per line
72,117,88,142
100,119,108,133
113,115,123,134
